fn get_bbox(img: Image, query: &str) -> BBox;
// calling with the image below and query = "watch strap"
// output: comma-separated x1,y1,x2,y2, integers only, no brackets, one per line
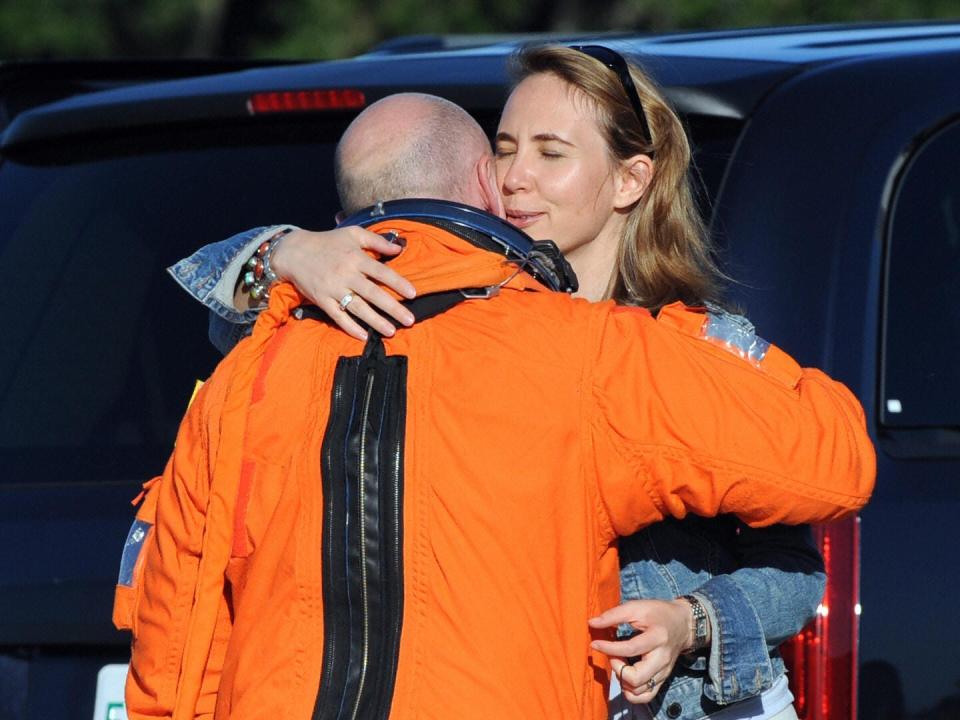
681,594,709,653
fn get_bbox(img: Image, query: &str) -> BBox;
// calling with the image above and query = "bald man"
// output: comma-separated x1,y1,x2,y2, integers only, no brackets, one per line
197,93,505,348
334,93,504,217
120,94,874,720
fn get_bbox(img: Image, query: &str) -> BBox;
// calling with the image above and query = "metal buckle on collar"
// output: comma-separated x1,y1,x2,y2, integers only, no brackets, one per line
460,286,500,300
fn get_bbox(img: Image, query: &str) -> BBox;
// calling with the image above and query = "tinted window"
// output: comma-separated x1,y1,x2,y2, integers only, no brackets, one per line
863,119,960,717
0,122,344,483
882,121,960,428
686,115,744,228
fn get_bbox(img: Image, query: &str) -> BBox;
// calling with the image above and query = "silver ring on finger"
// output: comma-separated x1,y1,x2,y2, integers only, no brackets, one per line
646,675,657,692
338,292,354,311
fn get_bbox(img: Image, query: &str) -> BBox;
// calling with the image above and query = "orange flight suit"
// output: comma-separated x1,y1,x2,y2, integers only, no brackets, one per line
115,220,874,720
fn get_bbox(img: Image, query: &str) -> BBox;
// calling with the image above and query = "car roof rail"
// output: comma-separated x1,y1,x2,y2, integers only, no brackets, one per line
0,58,302,131
366,31,646,55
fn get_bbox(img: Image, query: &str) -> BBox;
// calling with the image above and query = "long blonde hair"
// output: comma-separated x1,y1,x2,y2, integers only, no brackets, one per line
510,45,723,310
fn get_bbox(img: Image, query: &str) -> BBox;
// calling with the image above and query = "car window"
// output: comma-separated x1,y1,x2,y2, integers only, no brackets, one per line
0,122,344,483
686,115,743,228
882,120,960,428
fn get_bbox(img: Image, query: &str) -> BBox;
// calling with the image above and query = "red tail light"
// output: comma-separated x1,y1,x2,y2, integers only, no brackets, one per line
247,89,366,114
782,515,861,719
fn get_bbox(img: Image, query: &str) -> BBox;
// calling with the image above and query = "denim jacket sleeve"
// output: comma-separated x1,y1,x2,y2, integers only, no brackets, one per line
167,225,299,355
694,523,825,705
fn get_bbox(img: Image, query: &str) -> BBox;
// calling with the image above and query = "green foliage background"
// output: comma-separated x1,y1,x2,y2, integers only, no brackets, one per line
1,0,958,59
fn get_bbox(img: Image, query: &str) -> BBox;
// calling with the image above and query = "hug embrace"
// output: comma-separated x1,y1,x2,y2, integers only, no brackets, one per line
118,45,875,720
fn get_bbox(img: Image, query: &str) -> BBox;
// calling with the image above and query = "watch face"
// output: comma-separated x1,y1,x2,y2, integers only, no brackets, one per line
695,617,708,639
682,595,708,648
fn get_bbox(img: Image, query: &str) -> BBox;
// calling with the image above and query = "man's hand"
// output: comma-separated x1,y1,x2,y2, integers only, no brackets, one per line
589,598,702,704
271,227,417,340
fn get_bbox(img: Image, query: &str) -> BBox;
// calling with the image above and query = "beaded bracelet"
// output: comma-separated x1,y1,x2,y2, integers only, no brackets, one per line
241,227,293,302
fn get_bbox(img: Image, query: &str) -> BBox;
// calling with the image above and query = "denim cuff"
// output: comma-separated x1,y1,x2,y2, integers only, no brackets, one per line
167,224,298,323
693,576,774,705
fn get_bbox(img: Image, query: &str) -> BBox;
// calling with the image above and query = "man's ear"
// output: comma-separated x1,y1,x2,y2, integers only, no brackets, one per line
478,155,505,219
613,154,654,210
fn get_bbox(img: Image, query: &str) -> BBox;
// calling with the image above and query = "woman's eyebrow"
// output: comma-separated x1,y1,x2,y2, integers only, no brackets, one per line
494,131,575,147
532,133,575,146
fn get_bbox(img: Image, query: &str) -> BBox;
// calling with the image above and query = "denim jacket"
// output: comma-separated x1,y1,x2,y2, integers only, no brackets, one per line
169,227,827,720
615,518,823,719
167,225,297,354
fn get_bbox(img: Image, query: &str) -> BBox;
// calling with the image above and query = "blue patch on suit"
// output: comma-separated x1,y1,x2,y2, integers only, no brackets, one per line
118,519,152,587
703,305,771,367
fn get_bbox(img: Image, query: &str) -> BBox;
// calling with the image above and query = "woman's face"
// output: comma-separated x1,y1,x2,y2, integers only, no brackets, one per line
494,73,624,257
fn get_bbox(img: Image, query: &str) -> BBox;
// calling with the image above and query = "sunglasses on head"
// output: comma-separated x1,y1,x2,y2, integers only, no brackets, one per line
571,45,653,149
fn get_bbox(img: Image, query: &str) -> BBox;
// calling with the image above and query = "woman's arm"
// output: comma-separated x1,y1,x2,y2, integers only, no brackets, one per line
589,524,824,706
589,598,697,705
168,225,286,324
695,523,825,705
169,225,417,354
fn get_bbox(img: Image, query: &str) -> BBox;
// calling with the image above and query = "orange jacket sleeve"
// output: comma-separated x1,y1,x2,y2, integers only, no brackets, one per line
122,375,232,720
589,304,875,539
122,290,298,720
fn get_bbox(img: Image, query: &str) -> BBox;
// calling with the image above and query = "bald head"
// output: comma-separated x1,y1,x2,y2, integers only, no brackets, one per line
334,93,493,215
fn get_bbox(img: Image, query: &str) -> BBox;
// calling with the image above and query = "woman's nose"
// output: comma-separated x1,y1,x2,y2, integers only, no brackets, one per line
500,154,530,194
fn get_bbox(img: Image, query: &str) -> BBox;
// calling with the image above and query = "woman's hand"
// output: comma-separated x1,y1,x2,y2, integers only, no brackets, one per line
271,227,417,340
589,598,699,704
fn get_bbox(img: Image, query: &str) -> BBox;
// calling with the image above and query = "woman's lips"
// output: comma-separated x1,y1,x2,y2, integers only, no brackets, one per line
505,210,545,229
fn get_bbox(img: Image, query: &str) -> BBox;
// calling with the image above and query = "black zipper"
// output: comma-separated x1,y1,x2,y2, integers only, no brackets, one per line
313,336,407,720
350,371,376,720
302,289,467,720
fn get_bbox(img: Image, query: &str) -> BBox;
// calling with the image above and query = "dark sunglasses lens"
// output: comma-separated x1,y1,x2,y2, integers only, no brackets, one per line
571,45,652,146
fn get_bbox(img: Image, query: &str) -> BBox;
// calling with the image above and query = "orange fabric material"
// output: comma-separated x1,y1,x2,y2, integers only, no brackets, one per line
656,302,803,388
230,460,255,558
121,221,875,719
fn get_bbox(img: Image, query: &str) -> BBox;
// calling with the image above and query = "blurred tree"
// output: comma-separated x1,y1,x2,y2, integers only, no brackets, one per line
189,0,231,55
233,0,530,58
0,0,113,57
0,0,203,57
1,0,959,60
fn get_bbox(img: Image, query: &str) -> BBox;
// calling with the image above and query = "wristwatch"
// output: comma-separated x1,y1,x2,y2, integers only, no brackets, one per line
681,594,709,653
